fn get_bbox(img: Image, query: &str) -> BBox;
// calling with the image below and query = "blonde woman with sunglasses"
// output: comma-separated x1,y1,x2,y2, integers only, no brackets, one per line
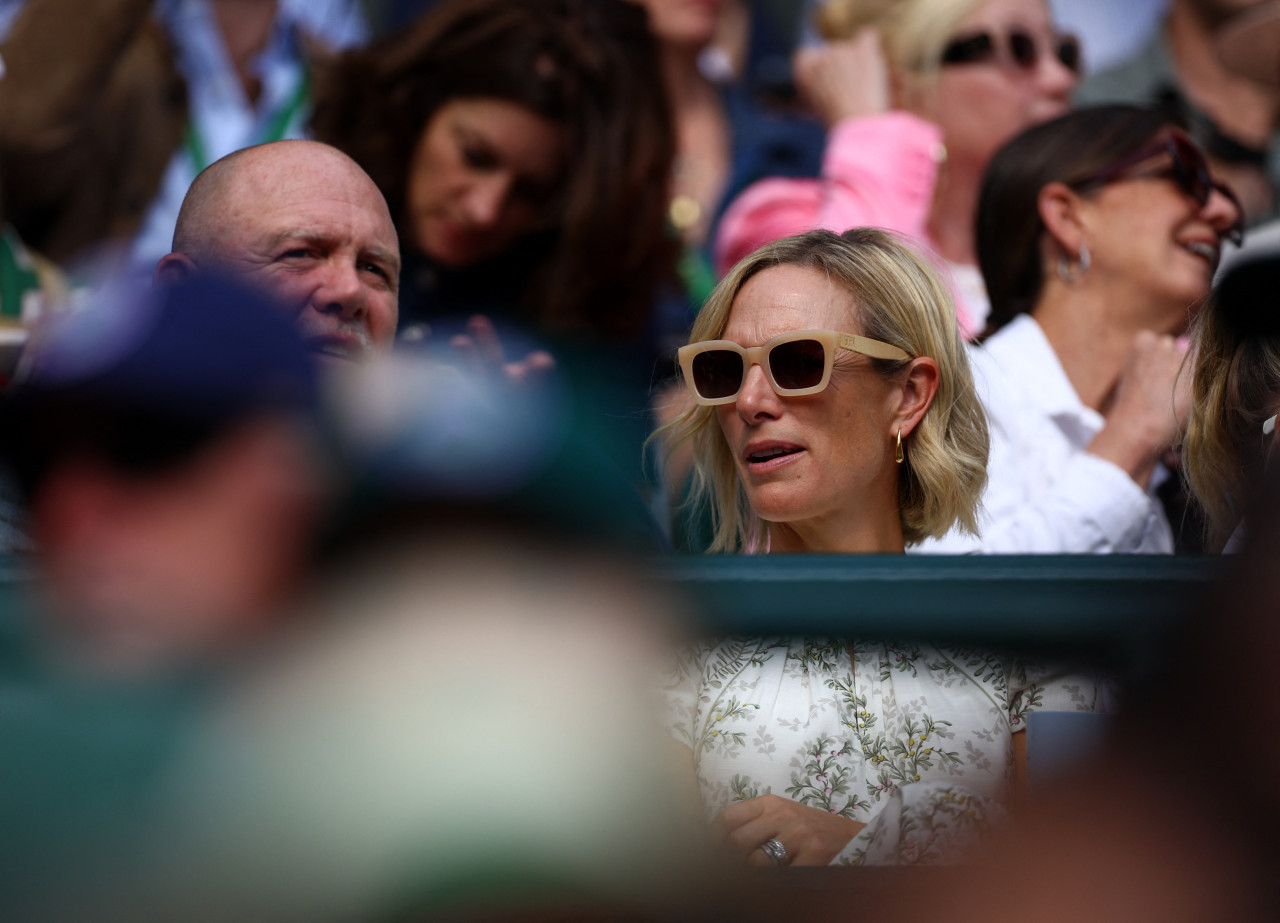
661,228,1104,866
714,0,1076,339
921,105,1244,554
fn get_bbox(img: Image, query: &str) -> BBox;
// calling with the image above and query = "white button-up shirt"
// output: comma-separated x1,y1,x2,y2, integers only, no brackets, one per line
916,314,1174,555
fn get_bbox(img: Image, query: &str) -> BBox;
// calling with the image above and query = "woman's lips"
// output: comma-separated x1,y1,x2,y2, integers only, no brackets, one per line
744,441,804,473
1179,239,1220,264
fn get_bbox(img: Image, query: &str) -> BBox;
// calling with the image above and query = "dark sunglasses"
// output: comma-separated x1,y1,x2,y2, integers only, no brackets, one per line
941,28,1081,73
677,329,911,406
1073,128,1245,247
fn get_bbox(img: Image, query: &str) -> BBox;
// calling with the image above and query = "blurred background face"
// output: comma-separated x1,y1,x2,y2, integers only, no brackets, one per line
34,417,328,674
714,265,902,530
925,0,1075,174
406,98,566,269
632,0,723,48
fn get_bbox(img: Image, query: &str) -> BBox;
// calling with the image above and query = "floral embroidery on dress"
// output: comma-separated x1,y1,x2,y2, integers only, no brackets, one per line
663,636,1104,865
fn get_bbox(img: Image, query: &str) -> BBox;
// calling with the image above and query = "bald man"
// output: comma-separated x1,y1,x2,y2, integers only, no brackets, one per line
156,140,401,364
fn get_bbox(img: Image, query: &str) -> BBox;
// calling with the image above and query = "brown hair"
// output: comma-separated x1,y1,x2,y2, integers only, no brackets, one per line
311,0,676,342
976,104,1178,333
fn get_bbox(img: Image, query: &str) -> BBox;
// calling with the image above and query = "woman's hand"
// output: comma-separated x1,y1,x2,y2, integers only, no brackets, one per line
792,28,891,128
1088,329,1191,488
710,794,866,867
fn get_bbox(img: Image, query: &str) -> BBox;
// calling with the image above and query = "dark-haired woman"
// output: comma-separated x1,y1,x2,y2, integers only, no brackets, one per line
921,104,1244,553
312,0,680,498
312,0,676,346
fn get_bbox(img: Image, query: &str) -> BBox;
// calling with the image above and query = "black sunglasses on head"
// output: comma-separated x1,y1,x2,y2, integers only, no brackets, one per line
1073,128,1245,247
941,29,1081,74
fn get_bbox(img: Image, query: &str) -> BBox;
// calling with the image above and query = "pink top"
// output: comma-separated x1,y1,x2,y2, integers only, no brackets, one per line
713,111,982,338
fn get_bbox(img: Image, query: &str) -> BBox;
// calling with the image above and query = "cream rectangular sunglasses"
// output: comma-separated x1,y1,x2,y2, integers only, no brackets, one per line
677,329,912,406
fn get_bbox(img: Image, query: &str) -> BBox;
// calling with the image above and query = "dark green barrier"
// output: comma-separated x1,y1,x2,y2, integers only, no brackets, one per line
648,554,1226,650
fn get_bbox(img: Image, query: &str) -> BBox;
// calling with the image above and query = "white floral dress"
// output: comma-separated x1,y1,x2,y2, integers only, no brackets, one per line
663,637,1104,865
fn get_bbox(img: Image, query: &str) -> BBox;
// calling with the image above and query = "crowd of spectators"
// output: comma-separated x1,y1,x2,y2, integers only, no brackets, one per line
3,0,1280,918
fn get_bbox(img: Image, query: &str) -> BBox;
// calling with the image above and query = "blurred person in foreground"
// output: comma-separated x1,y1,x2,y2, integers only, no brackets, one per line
907,425,1280,923
658,227,1105,867
919,104,1244,554
1185,254,1280,551
714,0,1078,338
8,346,719,922
0,272,327,675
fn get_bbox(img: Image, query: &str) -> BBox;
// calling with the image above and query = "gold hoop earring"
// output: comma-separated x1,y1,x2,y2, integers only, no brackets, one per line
895,429,904,465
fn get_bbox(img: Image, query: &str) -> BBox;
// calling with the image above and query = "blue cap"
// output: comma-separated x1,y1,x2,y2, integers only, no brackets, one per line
12,272,319,425
0,273,321,497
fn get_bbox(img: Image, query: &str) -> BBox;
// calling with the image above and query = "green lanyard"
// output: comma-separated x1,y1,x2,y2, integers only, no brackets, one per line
0,226,41,321
678,245,718,313
183,66,311,173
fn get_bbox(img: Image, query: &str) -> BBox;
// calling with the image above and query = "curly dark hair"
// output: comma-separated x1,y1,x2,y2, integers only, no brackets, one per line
310,0,677,343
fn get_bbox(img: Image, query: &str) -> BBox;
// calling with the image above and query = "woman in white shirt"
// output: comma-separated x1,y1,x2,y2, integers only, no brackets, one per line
921,104,1244,554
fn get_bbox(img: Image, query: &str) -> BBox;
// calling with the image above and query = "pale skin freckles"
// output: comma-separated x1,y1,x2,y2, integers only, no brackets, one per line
714,266,909,553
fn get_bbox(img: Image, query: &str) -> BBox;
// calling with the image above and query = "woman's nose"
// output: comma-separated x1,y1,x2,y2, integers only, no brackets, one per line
461,175,510,227
1204,184,1243,238
735,362,781,420
1037,42,1077,102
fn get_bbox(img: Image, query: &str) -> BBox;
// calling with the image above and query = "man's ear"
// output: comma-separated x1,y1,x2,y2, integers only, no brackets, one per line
1037,181,1088,260
153,252,198,287
892,356,939,439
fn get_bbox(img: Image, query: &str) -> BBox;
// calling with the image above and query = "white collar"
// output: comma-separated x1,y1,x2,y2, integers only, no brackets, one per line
980,314,1102,427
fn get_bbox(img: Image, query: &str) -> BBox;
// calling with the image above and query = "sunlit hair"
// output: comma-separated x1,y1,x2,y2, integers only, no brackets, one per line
815,0,987,75
661,227,988,552
1184,259,1280,551
311,0,676,342
976,104,1177,333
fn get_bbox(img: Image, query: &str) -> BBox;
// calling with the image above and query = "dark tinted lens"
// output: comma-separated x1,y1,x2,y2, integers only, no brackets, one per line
941,33,994,65
769,339,827,391
1171,134,1211,204
1055,35,1081,72
691,349,744,399
1008,31,1037,68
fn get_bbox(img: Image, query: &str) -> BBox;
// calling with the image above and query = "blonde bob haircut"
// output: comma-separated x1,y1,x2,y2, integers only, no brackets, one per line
814,0,989,76
663,227,988,553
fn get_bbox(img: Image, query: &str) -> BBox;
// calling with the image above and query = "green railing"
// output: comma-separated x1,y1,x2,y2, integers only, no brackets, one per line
648,553,1226,651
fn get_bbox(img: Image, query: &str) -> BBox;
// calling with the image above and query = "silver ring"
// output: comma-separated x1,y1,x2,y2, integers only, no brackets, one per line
759,837,789,866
